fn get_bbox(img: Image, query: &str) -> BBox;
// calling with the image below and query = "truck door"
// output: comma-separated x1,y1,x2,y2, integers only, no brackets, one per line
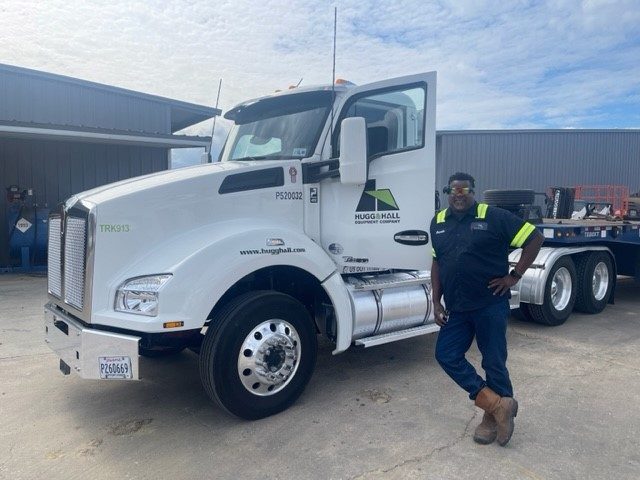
320,72,436,273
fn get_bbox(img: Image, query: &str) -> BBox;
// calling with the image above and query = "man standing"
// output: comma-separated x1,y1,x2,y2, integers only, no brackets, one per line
430,172,544,447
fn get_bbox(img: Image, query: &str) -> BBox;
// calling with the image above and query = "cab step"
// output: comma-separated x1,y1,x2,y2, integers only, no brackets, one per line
352,272,430,291
354,323,440,348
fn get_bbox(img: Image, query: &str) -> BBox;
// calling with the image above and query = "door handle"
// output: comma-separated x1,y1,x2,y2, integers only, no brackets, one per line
394,230,429,245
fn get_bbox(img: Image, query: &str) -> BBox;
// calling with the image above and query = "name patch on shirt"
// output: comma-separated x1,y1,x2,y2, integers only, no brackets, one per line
470,222,488,231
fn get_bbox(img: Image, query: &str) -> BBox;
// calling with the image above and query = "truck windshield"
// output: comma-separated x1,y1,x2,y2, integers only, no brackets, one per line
221,90,333,162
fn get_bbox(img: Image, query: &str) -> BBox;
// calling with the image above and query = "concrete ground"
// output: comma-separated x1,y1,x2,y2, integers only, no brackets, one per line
1,274,639,480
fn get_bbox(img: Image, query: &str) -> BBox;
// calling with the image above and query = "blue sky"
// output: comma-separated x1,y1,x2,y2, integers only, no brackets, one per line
1,0,639,167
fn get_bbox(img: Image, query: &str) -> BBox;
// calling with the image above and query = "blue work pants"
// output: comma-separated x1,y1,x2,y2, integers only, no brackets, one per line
434,299,513,399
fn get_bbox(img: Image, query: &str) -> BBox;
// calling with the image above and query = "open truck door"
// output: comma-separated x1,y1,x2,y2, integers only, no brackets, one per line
320,72,437,273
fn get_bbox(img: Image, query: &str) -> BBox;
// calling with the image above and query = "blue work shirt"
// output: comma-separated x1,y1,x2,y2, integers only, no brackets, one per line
430,202,536,312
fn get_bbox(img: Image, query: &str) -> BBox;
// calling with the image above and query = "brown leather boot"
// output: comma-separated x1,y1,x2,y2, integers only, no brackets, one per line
474,387,518,446
473,412,497,444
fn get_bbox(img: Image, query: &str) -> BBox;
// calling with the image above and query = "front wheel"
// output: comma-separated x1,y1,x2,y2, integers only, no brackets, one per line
199,291,317,420
527,256,577,326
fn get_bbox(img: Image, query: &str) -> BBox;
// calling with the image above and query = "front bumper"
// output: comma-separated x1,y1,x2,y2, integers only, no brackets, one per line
44,302,141,380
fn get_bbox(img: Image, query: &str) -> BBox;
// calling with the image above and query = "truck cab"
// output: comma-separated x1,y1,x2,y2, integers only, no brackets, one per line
220,74,436,272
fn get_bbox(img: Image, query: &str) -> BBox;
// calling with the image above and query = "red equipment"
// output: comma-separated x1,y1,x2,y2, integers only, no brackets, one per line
574,185,629,217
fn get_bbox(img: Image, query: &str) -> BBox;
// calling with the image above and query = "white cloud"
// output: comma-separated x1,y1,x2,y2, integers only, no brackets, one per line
1,0,638,163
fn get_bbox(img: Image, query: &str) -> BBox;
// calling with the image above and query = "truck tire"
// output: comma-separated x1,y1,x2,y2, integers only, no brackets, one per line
517,303,535,323
199,291,317,420
574,252,613,314
483,189,535,206
526,256,576,326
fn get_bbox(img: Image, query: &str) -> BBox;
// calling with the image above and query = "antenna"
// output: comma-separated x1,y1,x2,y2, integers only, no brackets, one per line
208,78,223,163
330,7,337,153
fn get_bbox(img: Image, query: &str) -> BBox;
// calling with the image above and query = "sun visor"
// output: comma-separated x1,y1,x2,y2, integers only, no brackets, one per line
224,91,334,124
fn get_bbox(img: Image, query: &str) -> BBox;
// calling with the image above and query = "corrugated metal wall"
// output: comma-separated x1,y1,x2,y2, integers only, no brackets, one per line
4,126,639,267
1,138,167,267
436,130,640,201
0,69,170,134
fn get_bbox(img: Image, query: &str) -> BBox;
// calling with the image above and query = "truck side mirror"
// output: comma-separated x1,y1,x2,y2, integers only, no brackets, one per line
339,117,367,185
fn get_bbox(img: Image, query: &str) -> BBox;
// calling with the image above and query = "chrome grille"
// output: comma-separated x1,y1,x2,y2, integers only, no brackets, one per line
63,216,87,310
47,217,62,297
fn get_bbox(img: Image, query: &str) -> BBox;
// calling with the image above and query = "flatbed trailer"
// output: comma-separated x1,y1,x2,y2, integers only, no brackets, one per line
509,218,640,325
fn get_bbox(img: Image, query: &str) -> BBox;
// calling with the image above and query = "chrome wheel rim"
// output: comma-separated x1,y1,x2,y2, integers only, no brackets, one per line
592,262,610,301
550,267,572,311
237,319,301,396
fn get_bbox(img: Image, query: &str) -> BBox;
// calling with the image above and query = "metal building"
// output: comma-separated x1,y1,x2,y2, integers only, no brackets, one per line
0,63,219,270
436,130,640,203
3,63,640,269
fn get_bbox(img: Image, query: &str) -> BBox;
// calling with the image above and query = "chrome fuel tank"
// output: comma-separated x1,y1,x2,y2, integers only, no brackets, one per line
345,271,431,340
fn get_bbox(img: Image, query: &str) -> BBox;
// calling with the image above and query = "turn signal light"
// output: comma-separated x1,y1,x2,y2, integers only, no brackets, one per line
163,321,184,329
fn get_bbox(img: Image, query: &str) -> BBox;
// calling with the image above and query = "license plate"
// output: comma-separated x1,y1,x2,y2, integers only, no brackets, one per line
99,356,132,379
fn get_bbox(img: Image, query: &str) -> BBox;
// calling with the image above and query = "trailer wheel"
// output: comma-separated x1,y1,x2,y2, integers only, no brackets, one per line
199,291,317,420
517,303,536,323
574,252,613,314
527,257,577,326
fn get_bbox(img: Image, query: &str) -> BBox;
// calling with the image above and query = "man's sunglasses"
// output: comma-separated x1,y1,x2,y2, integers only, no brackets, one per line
443,186,474,195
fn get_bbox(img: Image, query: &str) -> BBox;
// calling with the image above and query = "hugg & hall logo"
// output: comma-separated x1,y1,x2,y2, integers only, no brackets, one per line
354,180,401,224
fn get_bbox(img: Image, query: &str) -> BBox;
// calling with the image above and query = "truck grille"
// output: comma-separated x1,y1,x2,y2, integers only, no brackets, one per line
48,208,90,314
47,217,62,297
63,216,87,309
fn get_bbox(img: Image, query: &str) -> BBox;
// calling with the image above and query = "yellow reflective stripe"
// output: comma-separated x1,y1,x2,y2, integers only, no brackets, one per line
476,203,488,219
431,247,437,258
511,222,536,248
436,209,447,223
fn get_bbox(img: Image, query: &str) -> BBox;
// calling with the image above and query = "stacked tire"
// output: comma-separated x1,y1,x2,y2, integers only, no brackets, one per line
483,189,536,207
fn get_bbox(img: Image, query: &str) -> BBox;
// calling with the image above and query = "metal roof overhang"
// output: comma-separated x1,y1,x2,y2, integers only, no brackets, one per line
170,104,220,132
0,64,220,133
0,122,211,148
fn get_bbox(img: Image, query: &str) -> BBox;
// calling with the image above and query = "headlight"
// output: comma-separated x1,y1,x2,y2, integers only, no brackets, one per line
115,274,172,316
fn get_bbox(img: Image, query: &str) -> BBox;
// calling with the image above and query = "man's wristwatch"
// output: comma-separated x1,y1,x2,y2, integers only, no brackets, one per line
509,268,523,280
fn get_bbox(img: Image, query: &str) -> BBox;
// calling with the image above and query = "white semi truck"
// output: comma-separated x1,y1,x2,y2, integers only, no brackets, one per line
44,72,628,419
45,73,440,419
